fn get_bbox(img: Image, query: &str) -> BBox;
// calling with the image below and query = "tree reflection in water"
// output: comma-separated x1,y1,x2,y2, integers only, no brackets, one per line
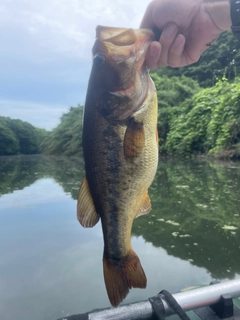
0,155,240,280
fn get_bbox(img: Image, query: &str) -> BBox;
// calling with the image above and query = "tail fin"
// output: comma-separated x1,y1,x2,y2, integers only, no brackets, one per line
103,249,147,307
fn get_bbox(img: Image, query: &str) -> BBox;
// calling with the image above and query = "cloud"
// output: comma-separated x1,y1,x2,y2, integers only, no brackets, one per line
0,99,68,130
0,0,149,60
0,0,151,130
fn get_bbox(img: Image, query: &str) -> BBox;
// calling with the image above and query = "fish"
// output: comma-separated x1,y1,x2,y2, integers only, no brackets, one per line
77,25,158,307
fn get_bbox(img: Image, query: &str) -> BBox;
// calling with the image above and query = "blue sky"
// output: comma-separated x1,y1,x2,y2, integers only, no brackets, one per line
0,0,150,130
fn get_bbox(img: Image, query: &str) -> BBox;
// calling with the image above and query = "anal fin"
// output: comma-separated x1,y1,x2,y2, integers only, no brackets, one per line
77,175,99,228
135,191,151,218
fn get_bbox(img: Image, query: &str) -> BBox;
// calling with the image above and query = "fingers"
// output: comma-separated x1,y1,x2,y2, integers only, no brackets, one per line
158,23,178,66
145,24,187,70
145,42,162,71
167,34,186,67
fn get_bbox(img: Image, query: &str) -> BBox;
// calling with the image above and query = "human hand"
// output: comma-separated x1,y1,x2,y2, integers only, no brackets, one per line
141,0,231,70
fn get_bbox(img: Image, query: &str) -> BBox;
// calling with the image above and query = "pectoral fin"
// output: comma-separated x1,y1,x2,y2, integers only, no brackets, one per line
77,175,100,228
124,120,144,161
135,191,152,218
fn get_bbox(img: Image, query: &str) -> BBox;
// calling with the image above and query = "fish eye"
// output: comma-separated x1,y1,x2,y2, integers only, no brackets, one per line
93,54,105,67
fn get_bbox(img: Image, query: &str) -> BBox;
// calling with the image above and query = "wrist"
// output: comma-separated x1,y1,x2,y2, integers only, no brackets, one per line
205,0,231,31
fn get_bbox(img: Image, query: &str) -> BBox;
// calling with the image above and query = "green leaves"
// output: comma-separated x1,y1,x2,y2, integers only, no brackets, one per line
162,79,240,158
151,74,200,154
0,123,19,155
42,105,83,156
0,117,46,155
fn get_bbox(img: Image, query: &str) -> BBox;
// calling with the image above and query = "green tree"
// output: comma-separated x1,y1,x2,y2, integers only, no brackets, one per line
42,105,83,156
164,79,240,158
0,123,19,155
8,119,39,154
0,116,45,155
151,74,200,152
207,79,240,157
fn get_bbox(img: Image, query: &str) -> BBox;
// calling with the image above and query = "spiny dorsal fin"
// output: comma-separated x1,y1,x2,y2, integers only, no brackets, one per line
135,191,151,218
77,175,99,228
124,120,144,161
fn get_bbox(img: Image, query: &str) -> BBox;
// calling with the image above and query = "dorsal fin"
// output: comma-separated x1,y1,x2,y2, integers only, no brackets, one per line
77,175,100,228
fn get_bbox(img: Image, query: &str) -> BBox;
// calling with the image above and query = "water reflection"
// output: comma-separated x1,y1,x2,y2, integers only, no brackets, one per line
132,159,240,280
0,155,84,199
0,156,240,320
1,156,240,279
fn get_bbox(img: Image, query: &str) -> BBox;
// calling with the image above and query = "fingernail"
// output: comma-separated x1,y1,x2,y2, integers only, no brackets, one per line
164,23,177,36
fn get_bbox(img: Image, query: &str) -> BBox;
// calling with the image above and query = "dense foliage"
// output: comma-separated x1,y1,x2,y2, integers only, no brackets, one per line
0,117,48,156
151,75,200,151
156,31,240,87
42,105,83,156
163,78,240,158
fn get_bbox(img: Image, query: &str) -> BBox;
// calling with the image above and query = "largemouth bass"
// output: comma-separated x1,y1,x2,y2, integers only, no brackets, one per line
77,26,158,307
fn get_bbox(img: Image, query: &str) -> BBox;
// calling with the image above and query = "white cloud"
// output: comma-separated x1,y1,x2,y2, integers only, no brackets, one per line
0,0,151,130
0,0,149,59
0,99,68,130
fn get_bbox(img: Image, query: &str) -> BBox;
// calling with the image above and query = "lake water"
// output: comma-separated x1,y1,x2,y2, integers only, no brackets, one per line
0,155,240,320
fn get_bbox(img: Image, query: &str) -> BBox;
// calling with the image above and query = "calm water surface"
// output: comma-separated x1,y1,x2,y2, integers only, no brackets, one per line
0,155,240,320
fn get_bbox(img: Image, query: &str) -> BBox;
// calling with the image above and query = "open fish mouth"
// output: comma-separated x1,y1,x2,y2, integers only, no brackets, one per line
89,26,155,122
93,25,154,64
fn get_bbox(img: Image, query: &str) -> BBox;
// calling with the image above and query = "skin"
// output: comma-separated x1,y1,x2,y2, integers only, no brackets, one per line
140,0,232,70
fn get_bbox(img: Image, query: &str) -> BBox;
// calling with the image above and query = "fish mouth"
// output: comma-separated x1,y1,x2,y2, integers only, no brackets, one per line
96,26,153,45
90,26,154,121
93,26,154,64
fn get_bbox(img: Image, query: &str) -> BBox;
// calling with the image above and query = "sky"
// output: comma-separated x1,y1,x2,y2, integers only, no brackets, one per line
0,0,150,130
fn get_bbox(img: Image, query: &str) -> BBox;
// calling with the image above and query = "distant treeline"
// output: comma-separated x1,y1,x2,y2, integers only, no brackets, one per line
41,106,83,156
0,116,48,156
1,31,240,158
